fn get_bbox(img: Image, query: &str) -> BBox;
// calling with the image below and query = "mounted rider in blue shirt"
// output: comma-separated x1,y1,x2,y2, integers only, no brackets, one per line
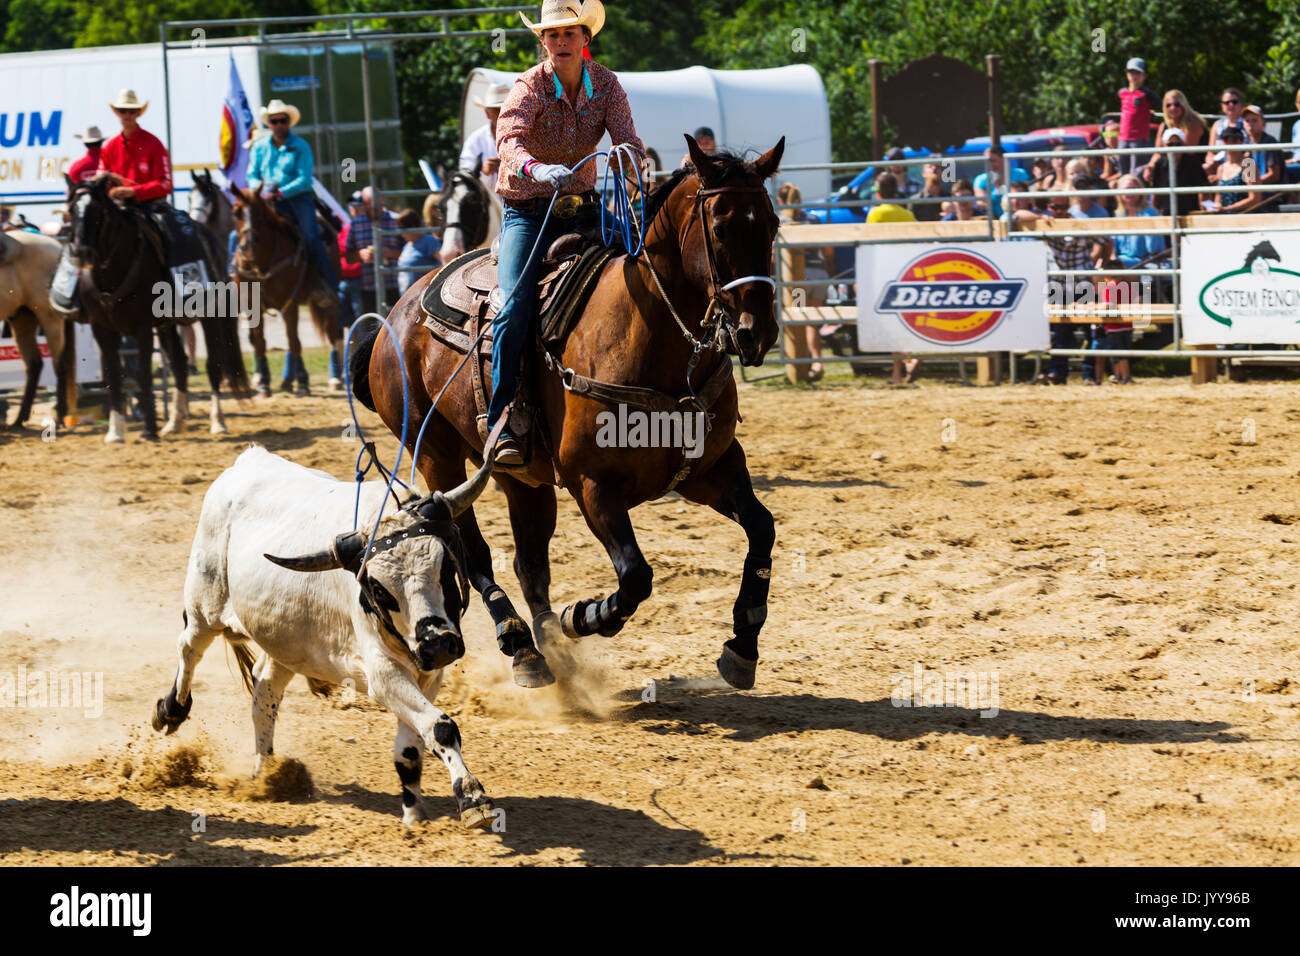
246,98,336,291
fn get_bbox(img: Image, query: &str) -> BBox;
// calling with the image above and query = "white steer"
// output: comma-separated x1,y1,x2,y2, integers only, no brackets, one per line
152,445,498,828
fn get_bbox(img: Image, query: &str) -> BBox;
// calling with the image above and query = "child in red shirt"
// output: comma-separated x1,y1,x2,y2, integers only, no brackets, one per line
1117,57,1157,176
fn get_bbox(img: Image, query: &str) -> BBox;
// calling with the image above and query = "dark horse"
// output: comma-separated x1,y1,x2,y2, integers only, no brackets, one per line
232,188,342,396
354,135,784,690
67,174,250,441
436,170,493,264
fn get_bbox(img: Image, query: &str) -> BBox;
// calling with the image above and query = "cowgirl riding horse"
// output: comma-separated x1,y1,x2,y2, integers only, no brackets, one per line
489,0,648,466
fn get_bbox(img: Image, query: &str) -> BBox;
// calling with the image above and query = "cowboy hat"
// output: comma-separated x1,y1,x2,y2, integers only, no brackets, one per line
259,99,302,127
473,83,511,110
74,125,105,144
519,0,605,38
109,89,148,114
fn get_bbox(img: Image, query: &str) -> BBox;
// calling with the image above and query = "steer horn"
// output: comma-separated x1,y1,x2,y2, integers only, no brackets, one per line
430,448,496,520
265,531,367,573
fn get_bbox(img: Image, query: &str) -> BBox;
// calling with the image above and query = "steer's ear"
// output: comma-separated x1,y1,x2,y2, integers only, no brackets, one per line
416,494,452,522
334,532,367,573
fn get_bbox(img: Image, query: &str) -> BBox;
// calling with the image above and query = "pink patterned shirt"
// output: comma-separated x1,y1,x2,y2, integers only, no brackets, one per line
496,59,643,202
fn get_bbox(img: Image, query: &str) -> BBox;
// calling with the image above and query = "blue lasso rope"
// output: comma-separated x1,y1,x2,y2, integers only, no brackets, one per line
403,145,648,488
343,313,410,561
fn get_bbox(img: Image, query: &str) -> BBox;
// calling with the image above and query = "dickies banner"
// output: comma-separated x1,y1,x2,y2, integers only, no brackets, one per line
1181,232,1300,345
856,243,1050,351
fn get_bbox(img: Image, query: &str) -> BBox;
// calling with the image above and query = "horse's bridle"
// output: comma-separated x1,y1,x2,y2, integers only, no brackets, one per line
70,182,154,310
235,199,308,305
687,184,778,341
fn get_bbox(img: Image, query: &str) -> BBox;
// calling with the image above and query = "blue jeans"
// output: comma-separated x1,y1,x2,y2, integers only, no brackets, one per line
1119,138,1150,176
486,205,569,427
281,192,336,286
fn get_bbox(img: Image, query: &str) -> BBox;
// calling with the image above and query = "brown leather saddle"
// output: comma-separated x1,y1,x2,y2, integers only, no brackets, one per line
419,234,617,447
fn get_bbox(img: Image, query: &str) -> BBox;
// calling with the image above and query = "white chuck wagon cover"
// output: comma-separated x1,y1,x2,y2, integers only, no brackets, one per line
461,65,831,202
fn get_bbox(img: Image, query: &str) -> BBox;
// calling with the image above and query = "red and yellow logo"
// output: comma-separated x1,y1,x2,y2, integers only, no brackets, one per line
874,248,1027,345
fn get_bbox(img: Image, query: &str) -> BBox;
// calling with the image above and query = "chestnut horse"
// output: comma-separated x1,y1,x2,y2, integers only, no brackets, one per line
231,188,342,396
355,135,784,690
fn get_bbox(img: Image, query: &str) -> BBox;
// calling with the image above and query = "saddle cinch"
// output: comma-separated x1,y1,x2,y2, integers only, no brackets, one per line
419,231,618,441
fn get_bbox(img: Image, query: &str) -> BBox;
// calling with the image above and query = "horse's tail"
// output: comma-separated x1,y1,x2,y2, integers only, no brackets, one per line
227,639,259,695
199,311,252,399
348,318,381,412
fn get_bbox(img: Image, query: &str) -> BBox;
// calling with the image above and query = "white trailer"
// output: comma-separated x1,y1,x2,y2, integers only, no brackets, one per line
460,64,832,201
0,41,266,228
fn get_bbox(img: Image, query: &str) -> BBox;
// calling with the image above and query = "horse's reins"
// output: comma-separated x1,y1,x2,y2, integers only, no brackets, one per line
235,199,309,308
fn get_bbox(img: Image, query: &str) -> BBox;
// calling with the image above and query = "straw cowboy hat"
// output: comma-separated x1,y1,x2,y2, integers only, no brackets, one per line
519,0,605,37
259,99,302,127
109,89,148,114
74,125,105,144
473,83,511,110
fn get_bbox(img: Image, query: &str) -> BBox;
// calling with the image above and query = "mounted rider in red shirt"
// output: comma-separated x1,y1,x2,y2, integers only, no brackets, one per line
94,89,211,278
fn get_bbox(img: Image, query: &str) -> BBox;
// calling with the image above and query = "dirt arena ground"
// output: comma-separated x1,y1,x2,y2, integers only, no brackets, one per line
2,371,1298,866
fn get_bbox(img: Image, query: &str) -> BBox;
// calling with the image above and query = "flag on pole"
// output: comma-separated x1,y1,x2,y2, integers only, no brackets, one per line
219,54,254,194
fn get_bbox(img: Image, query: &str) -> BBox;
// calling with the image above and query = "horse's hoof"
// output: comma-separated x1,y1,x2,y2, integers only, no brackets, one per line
279,379,294,393
210,422,228,435
512,647,556,688
159,420,182,436
295,384,310,397
152,690,191,734
327,377,344,393
257,386,273,399
104,431,124,444
717,646,757,690
459,799,495,830
559,602,587,640
139,432,160,443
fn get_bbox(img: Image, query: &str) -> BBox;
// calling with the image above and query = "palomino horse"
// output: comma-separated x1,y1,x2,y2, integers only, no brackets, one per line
355,136,784,690
188,169,236,274
67,174,250,441
436,170,497,265
232,188,342,396
0,230,76,431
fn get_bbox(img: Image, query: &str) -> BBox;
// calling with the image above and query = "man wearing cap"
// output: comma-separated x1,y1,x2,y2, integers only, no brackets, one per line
679,126,716,167
96,90,172,203
1241,104,1283,211
247,98,336,291
461,83,509,194
68,125,105,186
490,0,644,466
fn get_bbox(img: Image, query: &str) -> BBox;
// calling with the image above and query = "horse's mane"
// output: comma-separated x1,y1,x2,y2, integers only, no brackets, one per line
642,150,762,229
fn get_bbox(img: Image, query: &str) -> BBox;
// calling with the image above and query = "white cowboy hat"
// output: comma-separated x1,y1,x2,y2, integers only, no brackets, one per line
519,0,605,37
259,99,302,128
109,89,148,114
74,125,105,143
473,83,512,110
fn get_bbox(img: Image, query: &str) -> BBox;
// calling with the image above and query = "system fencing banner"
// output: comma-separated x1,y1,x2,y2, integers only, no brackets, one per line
856,242,1050,351
1181,232,1300,345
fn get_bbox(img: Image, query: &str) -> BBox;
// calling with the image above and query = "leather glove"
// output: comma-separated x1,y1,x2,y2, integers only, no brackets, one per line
530,162,574,190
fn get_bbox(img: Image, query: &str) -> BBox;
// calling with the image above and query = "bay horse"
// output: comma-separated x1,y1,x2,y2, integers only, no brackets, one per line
355,135,784,690
67,174,250,441
231,188,342,396
0,229,76,431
